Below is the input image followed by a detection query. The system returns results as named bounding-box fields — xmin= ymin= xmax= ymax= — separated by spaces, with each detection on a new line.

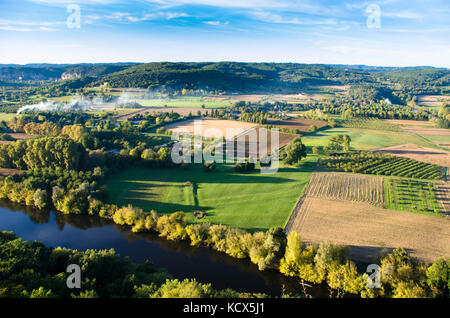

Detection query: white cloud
xmin=0 ymin=26 xmax=34 ymax=32
xmin=28 ymin=0 xmax=118 ymax=4
xmin=383 ymin=11 xmax=422 ymax=19
xmin=105 ymin=11 xmax=189 ymax=22
xmin=0 ymin=19 xmax=62 ymax=31
xmin=250 ymin=11 xmax=338 ymax=25
xmin=204 ymin=21 xmax=228 ymax=26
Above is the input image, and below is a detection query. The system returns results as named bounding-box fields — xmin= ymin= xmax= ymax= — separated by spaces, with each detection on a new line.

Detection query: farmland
xmin=341 ymin=118 xmax=401 ymax=132
xmin=164 ymin=118 xmax=259 ymax=139
xmin=285 ymin=197 xmax=450 ymax=263
xmin=301 ymin=127 xmax=442 ymax=151
xmin=265 ymin=118 xmax=328 ymax=134
xmin=105 ymin=164 xmax=314 ymax=231
xmin=301 ymin=172 xmax=384 ymax=206
xmin=384 ymin=178 xmax=443 ymax=215
xmin=416 ymin=95 xmax=450 ymax=111
xmin=374 ymin=144 xmax=450 ymax=167
xmin=138 ymin=96 xmax=232 ymax=108
xmin=318 ymin=152 xmax=443 ymax=180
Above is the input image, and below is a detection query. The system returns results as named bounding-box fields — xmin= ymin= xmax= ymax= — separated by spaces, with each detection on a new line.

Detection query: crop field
xmin=138 ymin=97 xmax=232 ymax=108
xmin=0 ymin=133 xmax=34 ymax=144
xmin=0 ymin=112 xmax=16 ymax=121
xmin=374 ymin=144 xmax=450 ymax=167
xmin=416 ymin=95 xmax=450 ymax=110
xmin=318 ymin=152 xmax=443 ymax=180
xmin=384 ymin=178 xmax=443 ymax=215
xmin=265 ymin=118 xmax=328 ymax=134
xmin=285 ymin=197 xmax=450 ymax=263
xmin=164 ymin=119 xmax=259 ymax=139
xmin=341 ymin=118 xmax=401 ymax=132
xmin=303 ymin=172 xmax=384 ymax=206
xmin=228 ymin=127 xmax=297 ymax=158
xmin=105 ymin=164 xmax=313 ymax=231
xmin=301 ymin=127 xmax=441 ymax=151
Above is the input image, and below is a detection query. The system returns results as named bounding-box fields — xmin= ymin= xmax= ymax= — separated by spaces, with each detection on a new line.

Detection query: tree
xmin=283 ymin=137 xmax=307 ymax=165
xmin=249 ymin=227 xmax=287 ymax=270
xmin=426 ymin=259 xmax=449 ymax=297
xmin=33 ymin=189 xmax=48 ymax=209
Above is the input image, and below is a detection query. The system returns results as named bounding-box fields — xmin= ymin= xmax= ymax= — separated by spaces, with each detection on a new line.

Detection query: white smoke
xmin=16 ymin=97 xmax=107 ymax=115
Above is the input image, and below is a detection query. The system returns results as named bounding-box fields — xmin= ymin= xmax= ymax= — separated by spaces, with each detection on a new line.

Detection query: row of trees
xmin=0 ymin=137 xmax=86 ymax=170
xmin=110 ymin=206 xmax=450 ymax=298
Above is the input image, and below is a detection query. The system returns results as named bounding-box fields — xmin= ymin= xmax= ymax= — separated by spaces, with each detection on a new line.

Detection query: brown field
xmin=417 ymin=95 xmax=450 ymax=107
xmin=383 ymin=119 xmax=435 ymax=127
xmin=115 ymin=107 xmax=210 ymax=121
xmin=205 ymin=94 xmax=266 ymax=103
xmin=318 ymin=85 xmax=350 ymax=92
xmin=205 ymin=93 xmax=314 ymax=103
xmin=0 ymin=168 xmax=21 ymax=176
xmin=266 ymin=118 xmax=328 ymax=133
xmin=165 ymin=119 xmax=259 ymax=139
xmin=401 ymin=126 xmax=450 ymax=137
xmin=374 ymin=143 xmax=450 ymax=167
xmin=0 ymin=133 xmax=34 ymax=144
xmin=286 ymin=197 xmax=450 ymax=263
xmin=229 ymin=127 xmax=297 ymax=158
xmin=304 ymin=172 xmax=384 ymax=206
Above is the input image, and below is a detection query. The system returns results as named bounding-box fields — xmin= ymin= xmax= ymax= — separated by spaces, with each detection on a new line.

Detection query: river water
xmin=0 ymin=200 xmax=329 ymax=297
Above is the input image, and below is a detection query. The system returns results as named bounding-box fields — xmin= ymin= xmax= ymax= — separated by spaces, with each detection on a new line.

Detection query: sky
xmin=0 ymin=0 xmax=449 ymax=67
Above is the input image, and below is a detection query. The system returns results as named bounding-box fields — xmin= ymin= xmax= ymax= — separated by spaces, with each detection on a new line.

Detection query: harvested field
xmin=165 ymin=119 xmax=258 ymax=139
xmin=286 ymin=197 xmax=450 ymax=263
xmin=436 ymin=182 xmax=450 ymax=215
xmin=0 ymin=168 xmax=21 ymax=176
xmin=0 ymin=133 xmax=34 ymax=144
xmin=229 ymin=127 xmax=297 ymax=158
xmin=374 ymin=143 xmax=450 ymax=167
xmin=417 ymin=95 xmax=450 ymax=108
xmin=401 ymin=126 xmax=450 ymax=137
xmin=115 ymin=107 xmax=210 ymax=121
xmin=304 ymin=172 xmax=384 ymax=206
xmin=383 ymin=119 xmax=435 ymax=127
xmin=205 ymin=94 xmax=266 ymax=103
xmin=266 ymin=118 xmax=328 ymax=133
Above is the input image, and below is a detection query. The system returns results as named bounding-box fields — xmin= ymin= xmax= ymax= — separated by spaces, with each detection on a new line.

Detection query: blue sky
xmin=0 ymin=0 xmax=449 ymax=66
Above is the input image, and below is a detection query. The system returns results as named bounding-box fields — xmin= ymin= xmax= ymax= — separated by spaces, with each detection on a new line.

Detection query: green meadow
xmin=138 ymin=97 xmax=232 ymax=108
xmin=106 ymin=162 xmax=314 ymax=232
xmin=301 ymin=127 xmax=440 ymax=151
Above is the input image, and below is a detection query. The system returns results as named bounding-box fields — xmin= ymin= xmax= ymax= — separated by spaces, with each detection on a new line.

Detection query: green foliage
xmin=283 ymin=137 xmax=307 ymax=165
xmin=0 ymin=136 xmax=86 ymax=170
xmin=323 ymin=134 xmax=351 ymax=154
xmin=341 ymin=118 xmax=401 ymax=132
xmin=384 ymin=178 xmax=442 ymax=215
xmin=319 ymin=152 xmax=443 ymax=180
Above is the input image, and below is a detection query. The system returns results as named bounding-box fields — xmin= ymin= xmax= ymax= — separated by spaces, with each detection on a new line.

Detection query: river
xmin=0 ymin=200 xmax=329 ymax=297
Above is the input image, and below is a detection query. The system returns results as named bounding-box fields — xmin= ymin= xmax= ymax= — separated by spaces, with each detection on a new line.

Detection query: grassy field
xmin=0 ymin=112 xmax=16 ymax=121
xmin=105 ymin=162 xmax=315 ymax=231
xmin=384 ymin=177 xmax=443 ymax=215
xmin=301 ymin=127 xmax=440 ymax=151
xmin=138 ymin=97 xmax=232 ymax=108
